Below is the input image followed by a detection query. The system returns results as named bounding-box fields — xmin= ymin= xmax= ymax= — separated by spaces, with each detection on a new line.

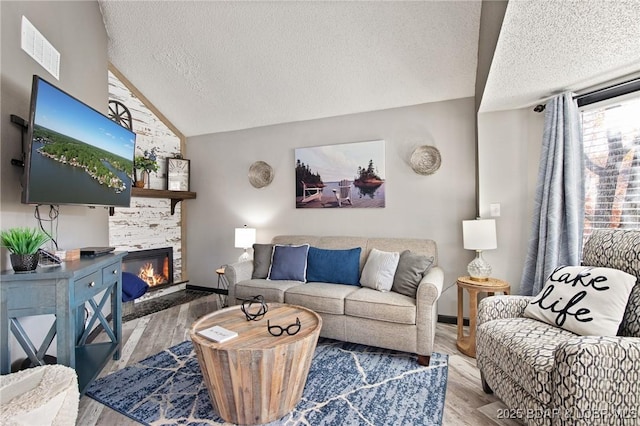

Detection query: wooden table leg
xmin=457 ymin=285 xmax=463 ymax=342
xmin=456 ymin=288 xmax=479 ymax=358
xmin=467 ymin=288 xmax=479 ymax=358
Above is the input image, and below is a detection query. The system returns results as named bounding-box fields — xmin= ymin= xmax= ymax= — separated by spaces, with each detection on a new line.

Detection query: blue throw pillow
xmin=306 ymin=246 xmax=362 ymax=286
xmin=267 ymin=244 xmax=310 ymax=282
xmin=122 ymin=271 xmax=149 ymax=302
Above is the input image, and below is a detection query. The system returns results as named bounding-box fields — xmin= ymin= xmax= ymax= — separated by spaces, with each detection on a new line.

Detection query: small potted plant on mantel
xmin=134 ymin=147 xmax=159 ymax=188
xmin=0 ymin=227 xmax=50 ymax=273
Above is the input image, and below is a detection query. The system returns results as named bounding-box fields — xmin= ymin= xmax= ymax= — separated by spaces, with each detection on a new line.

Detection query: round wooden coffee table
xmin=190 ymin=303 xmax=322 ymax=425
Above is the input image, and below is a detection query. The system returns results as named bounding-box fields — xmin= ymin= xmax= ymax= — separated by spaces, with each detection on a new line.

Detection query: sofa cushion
xmin=306 ymin=246 xmax=361 ymax=285
xmin=267 ymin=244 xmax=310 ymax=282
xmin=523 ymin=265 xmax=637 ymax=336
xmin=366 ymin=238 xmax=438 ymax=266
xmin=476 ymin=317 xmax=578 ymax=405
xmin=251 ymin=243 xmax=273 ymax=279
xmin=272 ymin=235 xmax=320 ymax=247
xmin=391 ymin=251 xmax=434 ymax=298
xmin=345 ymin=288 xmax=416 ymax=324
xmin=234 ymin=279 xmax=302 ymax=303
xmin=285 ymin=283 xmax=358 ymax=315
xmin=360 ymin=248 xmax=400 ymax=292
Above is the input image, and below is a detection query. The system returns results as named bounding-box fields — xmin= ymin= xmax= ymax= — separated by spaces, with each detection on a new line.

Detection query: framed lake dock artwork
xmin=295 ymin=140 xmax=385 ymax=209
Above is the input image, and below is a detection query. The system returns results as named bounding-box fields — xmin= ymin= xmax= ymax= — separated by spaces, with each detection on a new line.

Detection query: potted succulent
xmin=134 ymin=147 xmax=159 ymax=188
xmin=1 ymin=227 xmax=50 ymax=272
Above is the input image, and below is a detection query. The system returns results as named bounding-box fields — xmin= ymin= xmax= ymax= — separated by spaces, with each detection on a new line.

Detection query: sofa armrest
xmin=415 ymin=266 xmax=444 ymax=355
xmin=552 ymin=336 xmax=640 ymax=425
xmin=224 ymin=260 xmax=253 ymax=304
xmin=477 ymin=295 xmax=532 ymax=326
xmin=416 ymin=266 xmax=444 ymax=303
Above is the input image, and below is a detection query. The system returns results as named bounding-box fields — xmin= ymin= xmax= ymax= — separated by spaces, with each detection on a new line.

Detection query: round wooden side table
xmin=215 ymin=267 xmax=229 ymax=307
xmin=456 ymin=276 xmax=510 ymax=358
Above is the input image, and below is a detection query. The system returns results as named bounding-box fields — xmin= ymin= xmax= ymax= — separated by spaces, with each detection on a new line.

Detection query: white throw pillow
xmin=524 ymin=265 xmax=637 ymax=336
xmin=360 ymin=248 xmax=400 ymax=292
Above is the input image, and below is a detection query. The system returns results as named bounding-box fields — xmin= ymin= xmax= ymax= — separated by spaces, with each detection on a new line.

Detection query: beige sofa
xmin=224 ymin=235 xmax=443 ymax=364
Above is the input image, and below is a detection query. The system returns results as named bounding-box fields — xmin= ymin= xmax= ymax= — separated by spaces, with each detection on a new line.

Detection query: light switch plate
xmin=490 ymin=203 xmax=501 ymax=217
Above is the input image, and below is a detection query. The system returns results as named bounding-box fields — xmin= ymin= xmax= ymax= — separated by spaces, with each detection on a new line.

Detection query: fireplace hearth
xmin=122 ymin=247 xmax=175 ymax=291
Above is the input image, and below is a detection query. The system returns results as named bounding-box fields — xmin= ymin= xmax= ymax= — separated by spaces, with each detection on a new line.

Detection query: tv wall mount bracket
xmin=10 ymin=114 xmax=28 ymax=168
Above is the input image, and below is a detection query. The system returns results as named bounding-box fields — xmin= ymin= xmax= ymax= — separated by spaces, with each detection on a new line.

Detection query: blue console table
xmin=0 ymin=252 xmax=126 ymax=394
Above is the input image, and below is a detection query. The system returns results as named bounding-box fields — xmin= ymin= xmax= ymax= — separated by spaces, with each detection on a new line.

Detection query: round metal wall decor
xmin=108 ymin=100 xmax=133 ymax=130
xmin=410 ymin=145 xmax=441 ymax=175
xmin=248 ymin=161 xmax=274 ymax=188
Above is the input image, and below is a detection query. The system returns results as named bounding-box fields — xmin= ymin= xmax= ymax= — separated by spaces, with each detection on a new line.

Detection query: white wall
xmin=186 ymin=98 xmax=477 ymax=316
xmin=477 ymin=108 xmax=544 ymax=294
xmin=0 ymin=0 xmax=109 ymax=366
xmin=0 ymin=1 xmax=110 ymax=272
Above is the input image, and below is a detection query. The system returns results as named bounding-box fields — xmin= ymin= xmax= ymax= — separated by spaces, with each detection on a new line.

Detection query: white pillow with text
xmin=524 ymin=265 xmax=636 ymax=336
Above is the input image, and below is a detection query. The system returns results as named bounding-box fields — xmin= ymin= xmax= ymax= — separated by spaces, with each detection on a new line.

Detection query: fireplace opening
xmin=122 ymin=247 xmax=174 ymax=290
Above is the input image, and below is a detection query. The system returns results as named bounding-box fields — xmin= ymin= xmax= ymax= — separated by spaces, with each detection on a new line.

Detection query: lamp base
xmin=467 ymin=250 xmax=491 ymax=281
xmin=469 ymin=276 xmax=489 ymax=282
xmin=238 ymin=250 xmax=251 ymax=263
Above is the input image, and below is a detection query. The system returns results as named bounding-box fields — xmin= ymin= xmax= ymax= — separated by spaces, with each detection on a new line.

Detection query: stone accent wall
xmin=107 ymin=70 xmax=183 ymax=282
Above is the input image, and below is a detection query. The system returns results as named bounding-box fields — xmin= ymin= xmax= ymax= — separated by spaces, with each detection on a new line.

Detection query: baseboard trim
xmin=438 ymin=314 xmax=469 ymax=326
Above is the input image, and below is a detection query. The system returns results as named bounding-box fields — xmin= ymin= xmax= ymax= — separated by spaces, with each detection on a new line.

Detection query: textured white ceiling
xmin=480 ymin=0 xmax=640 ymax=112
xmin=99 ymin=1 xmax=640 ymax=137
xmin=99 ymin=1 xmax=481 ymax=137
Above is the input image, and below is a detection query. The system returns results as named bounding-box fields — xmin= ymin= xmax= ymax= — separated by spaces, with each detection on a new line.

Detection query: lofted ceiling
xmin=481 ymin=0 xmax=640 ymax=112
xmin=98 ymin=1 xmax=640 ymax=138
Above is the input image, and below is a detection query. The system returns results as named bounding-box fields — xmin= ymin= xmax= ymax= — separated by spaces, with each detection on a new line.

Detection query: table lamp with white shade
xmin=235 ymin=225 xmax=256 ymax=262
xmin=462 ymin=219 xmax=497 ymax=281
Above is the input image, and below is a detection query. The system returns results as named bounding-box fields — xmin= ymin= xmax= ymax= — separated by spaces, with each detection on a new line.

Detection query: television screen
xmin=22 ymin=75 xmax=136 ymax=207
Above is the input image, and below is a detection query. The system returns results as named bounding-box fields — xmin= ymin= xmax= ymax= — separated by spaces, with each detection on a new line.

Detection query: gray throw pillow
xmin=251 ymin=244 xmax=274 ymax=279
xmin=391 ymin=250 xmax=434 ymax=298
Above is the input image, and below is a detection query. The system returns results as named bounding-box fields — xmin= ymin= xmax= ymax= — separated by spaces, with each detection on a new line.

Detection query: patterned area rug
xmin=86 ymin=338 xmax=448 ymax=425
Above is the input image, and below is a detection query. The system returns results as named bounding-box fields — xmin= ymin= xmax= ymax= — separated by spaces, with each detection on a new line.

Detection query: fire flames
xmin=138 ymin=262 xmax=168 ymax=287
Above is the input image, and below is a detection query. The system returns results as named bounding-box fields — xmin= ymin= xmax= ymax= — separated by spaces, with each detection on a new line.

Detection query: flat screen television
xmin=22 ymin=75 xmax=136 ymax=207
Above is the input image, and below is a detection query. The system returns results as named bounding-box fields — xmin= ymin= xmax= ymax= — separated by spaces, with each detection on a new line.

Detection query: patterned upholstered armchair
xmin=476 ymin=229 xmax=640 ymax=426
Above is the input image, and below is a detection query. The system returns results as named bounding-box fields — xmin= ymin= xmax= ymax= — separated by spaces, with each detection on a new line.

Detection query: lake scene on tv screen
xmin=27 ymin=79 xmax=136 ymax=206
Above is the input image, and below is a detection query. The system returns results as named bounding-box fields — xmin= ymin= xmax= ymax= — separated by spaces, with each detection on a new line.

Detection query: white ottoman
xmin=0 ymin=365 xmax=79 ymax=426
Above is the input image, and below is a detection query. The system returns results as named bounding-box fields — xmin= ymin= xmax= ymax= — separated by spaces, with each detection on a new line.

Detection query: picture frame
xmin=295 ymin=140 xmax=385 ymax=209
xmin=166 ymin=158 xmax=190 ymax=191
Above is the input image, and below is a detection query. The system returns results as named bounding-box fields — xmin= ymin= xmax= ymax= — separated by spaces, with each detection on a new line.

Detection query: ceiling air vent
xmin=21 ymin=16 xmax=60 ymax=80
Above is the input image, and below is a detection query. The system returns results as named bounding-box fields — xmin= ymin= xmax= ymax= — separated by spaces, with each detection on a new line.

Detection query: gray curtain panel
xmin=520 ymin=93 xmax=585 ymax=296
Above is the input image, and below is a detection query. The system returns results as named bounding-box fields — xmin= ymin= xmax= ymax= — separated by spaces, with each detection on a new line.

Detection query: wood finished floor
xmin=77 ymin=294 xmax=508 ymax=425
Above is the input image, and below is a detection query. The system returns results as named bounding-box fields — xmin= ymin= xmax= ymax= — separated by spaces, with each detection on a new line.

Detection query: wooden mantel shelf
xmin=131 ymin=187 xmax=197 ymax=214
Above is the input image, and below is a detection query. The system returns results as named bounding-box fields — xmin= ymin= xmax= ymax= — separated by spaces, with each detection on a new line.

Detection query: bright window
xmin=581 ymin=94 xmax=640 ymax=239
